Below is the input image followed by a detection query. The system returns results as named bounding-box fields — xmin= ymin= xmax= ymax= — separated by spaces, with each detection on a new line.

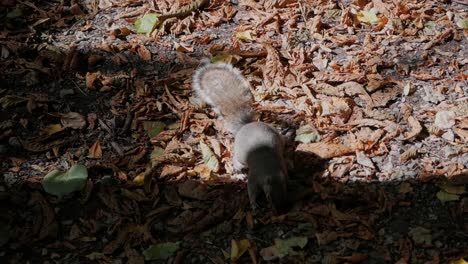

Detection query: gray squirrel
xmin=192 ymin=60 xmax=288 ymax=213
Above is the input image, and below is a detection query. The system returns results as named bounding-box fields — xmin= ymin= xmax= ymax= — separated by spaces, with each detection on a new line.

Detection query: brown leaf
xmin=121 ymin=189 xmax=149 ymax=202
xmin=178 ymin=180 xmax=211 ymax=200
xmin=400 ymin=147 xmax=417 ymax=163
xmin=174 ymin=41 xmax=194 ymax=53
xmin=404 ymin=116 xmax=422 ymax=140
xmin=124 ymin=245 xmax=145 ymax=264
xmin=313 ymin=72 xmax=365 ymax=83
xmin=86 ymin=72 xmax=101 ymax=90
xmin=410 ymin=71 xmax=440 ymax=81
xmin=55 ymin=112 xmax=86 ymax=129
xmin=296 ymin=142 xmax=354 ymax=159
xmin=356 ymin=151 xmax=375 ymax=169
xmin=314 ymin=82 xmax=372 ymax=105
xmin=370 ymin=88 xmax=397 ymax=107
xmin=137 ymin=45 xmax=152 ymax=61
xmin=20 ymin=137 xmax=65 ymax=152
xmin=336 ymin=253 xmax=368 ymax=264
xmin=30 ymin=191 xmax=57 ymax=240
xmin=88 ymin=54 xmax=104 ymax=66
xmin=453 ymin=127 xmax=468 ymax=141
xmin=193 ymin=164 xmax=212 ymax=180
xmin=320 ymin=97 xmax=354 ymax=123
xmin=160 ymin=165 xmax=184 ymax=178
xmin=316 ymin=231 xmax=338 ymax=246
xmin=164 ymin=186 xmax=183 ymax=206
xmin=88 ymin=140 xmax=102 ymax=158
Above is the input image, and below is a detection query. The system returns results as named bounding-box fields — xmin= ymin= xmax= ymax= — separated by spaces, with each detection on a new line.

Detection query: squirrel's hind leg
xmin=247 ymin=181 xmax=261 ymax=213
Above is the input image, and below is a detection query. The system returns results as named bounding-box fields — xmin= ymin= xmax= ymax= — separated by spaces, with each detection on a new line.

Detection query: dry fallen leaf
xmin=88 ymin=140 xmax=103 ymax=158
xmin=356 ymin=151 xmax=375 ymax=169
xmin=230 ymin=239 xmax=251 ymax=262
xmin=50 ymin=112 xmax=86 ymax=129
xmin=435 ymin=111 xmax=456 ymax=129
xmin=41 ymin=124 xmax=64 ymax=136
xmin=404 ymin=116 xmax=422 ymax=140
xmin=400 ymin=147 xmax=417 ymax=162
xmin=296 ymin=142 xmax=354 ymax=159
xmin=137 ymin=45 xmax=152 ymax=61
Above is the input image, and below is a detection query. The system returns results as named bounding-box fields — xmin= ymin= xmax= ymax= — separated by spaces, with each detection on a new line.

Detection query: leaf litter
xmin=0 ymin=0 xmax=467 ymax=263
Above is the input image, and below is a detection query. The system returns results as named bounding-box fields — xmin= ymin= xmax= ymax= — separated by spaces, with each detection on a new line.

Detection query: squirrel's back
xmin=192 ymin=62 xmax=254 ymax=133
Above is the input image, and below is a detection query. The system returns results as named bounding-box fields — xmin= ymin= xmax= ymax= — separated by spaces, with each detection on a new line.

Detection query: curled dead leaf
xmin=137 ymin=45 xmax=152 ymax=61
xmin=160 ymin=165 xmax=184 ymax=178
xmin=404 ymin=116 xmax=422 ymax=140
xmin=86 ymin=72 xmax=101 ymax=89
xmin=356 ymin=151 xmax=375 ymax=169
xmin=400 ymin=147 xmax=417 ymax=163
xmin=177 ymin=180 xmax=210 ymax=200
xmin=53 ymin=112 xmax=86 ymax=129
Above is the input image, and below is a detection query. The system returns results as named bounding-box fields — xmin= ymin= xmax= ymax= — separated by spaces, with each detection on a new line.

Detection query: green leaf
xmin=143 ymin=121 xmax=165 ymax=138
xmin=436 ymin=190 xmax=459 ymax=203
xmin=260 ymin=237 xmax=308 ymax=260
xmin=7 ymin=8 xmax=22 ymax=19
xmin=438 ymin=181 xmax=465 ymax=195
xmin=135 ymin=13 xmax=160 ymax=35
xmin=296 ymin=223 xmax=317 ymax=236
xmin=275 ymin=236 xmax=308 ymax=257
xmin=85 ymin=252 xmax=106 ymax=261
xmin=408 ymin=227 xmax=432 ymax=246
xmin=150 ymin=146 xmax=165 ymax=167
xmin=424 ymin=21 xmax=436 ymax=30
xmin=200 ymin=139 xmax=219 ymax=172
xmin=357 ymin=9 xmax=379 ymax=25
xmin=143 ymin=242 xmax=181 ymax=260
xmin=456 ymin=18 xmax=468 ymax=29
xmin=41 ymin=164 xmax=88 ymax=198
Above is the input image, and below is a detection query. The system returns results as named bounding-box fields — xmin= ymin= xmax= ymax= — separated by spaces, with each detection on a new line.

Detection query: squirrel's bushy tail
xmin=192 ymin=62 xmax=254 ymax=134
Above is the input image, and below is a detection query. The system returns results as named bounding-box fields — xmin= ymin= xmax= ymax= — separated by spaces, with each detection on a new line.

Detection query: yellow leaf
xmin=199 ymin=139 xmax=219 ymax=172
xmin=230 ymin=239 xmax=251 ymax=261
xmin=357 ymin=9 xmax=379 ymax=25
xmin=41 ymin=124 xmax=64 ymax=136
xmin=132 ymin=172 xmax=146 ymax=186
xmin=235 ymin=30 xmax=255 ymax=41
xmin=452 ymin=258 xmax=468 ymax=264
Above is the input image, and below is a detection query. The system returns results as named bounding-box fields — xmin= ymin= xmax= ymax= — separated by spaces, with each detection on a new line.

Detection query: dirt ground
xmin=0 ymin=0 xmax=467 ymax=263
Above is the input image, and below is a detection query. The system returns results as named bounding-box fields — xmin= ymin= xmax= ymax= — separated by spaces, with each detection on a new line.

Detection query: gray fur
xmin=192 ymin=61 xmax=288 ymax=213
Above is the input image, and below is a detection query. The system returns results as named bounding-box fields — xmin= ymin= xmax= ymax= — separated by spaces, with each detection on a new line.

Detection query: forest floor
xmin=0 ymin=0 xmax=467 ymax=263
